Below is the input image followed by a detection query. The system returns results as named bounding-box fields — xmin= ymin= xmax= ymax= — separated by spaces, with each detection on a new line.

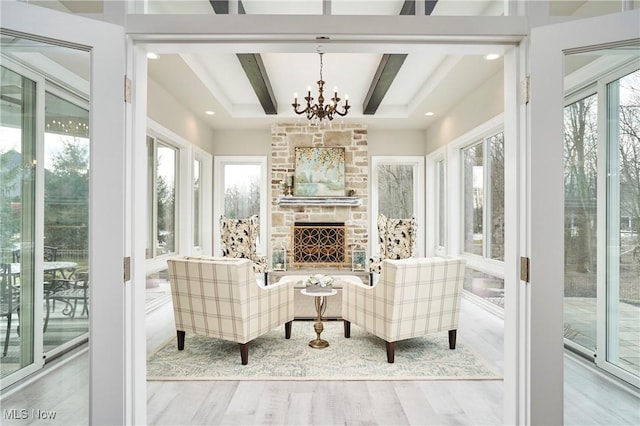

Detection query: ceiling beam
xmin=362 ymin=54 xmax=407 ymax=115
xmin=209 ymin=1 xmax=276 ymax=115
xmin=425 ymin=1 xmax=438 ymax=15
xmin=362 ymin=0 xmax=438 ymax=115
xmin=236 ymin=53 xmax=278 ymax=115
xmin=208 ymin=1 xmax=227 ymax=14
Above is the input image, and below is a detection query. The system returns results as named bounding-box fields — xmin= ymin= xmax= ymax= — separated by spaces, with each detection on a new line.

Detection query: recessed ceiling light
xmin=205 ymin=110 xmax=215 ymax=116
xmin=484 ymin=53 xmax=500 ymax=61
xmin=424 ymin=112 xmax=435 ymax=116
xmin=147 ymin=52 xmax=159 ymax=60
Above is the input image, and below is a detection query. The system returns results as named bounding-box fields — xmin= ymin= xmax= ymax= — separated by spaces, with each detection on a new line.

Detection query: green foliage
xmin=0 ymin=149 xmax=22 ymax=249
xmin=44 ymin=138 xmax=89 ymax=250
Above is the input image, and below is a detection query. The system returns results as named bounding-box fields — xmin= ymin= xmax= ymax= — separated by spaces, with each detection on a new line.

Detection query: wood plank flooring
xmin=1 ymin=296 xmax=638 ymax=425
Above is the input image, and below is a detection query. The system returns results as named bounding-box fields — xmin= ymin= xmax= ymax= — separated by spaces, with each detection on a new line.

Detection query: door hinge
xmin=124 ymin=256 xmax=131 ymax=281
xmin=520 ymin=256 xmax=530 ymax=283
xmin=124 ymin=76 xmax=132 ymax=103
xmin=521 ymin=76 xmax=530 ymax=104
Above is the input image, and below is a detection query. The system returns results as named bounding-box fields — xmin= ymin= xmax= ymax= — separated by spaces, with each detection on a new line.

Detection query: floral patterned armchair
xmin=220 ymin=215 xmax=269 ymax=277
xmin=369 ymin=214 xmax=417 ymax=277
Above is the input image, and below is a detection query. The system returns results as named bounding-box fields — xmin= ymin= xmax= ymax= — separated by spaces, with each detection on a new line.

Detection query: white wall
xmin=425 ymin=68 xmax=504 ymax=154
xmin=211 ymin=129 xmax=271 ymax=155
xmin=368 ymin=129 xmax=427 ymax=155
xmin=147 ymin=78 xmax=214 ymax=152
xmin=211 ymin=127 xmax=426 ymax=156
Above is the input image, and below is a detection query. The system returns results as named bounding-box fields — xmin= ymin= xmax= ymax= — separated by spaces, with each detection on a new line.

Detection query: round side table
xmin=300 ymin=288 xmax=338 ymax=349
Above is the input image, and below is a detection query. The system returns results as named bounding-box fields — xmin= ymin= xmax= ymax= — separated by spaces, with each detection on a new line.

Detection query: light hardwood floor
xmin=1 ymin=296 xmax=638 ymax=425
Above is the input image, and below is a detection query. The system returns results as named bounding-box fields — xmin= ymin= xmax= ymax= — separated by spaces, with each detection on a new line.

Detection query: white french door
xmin=528 ymin=9 xmax=639 ymax=425
xmin=1 ymin=2 xmax=128 ymax=425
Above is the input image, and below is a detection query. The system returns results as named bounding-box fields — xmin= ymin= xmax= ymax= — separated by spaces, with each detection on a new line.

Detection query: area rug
xmin=147 ymin=321 xmax=501 ymax=381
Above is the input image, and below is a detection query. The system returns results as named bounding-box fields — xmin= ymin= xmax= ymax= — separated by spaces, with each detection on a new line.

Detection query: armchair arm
xmin=244 ymin=273 xmax=294 ymax=342
xmin=341 ymin=279 xmax=389 ymax=336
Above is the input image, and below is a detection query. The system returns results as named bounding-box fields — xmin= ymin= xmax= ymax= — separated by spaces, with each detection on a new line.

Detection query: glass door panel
xmin=2 ymin=2 xmax=128 ymax=421
xmin=0 ymin=63 xmax=37 ymax=380
xmin=563 ymin=92 xmax=598 ymax=355
xmin=1 ymin=30 xmax=91 ymax=389
xmin=43 ymin=90 xmax=90 ymax=355
xmin=562 ymin=44 xmax=639 ymax=386
xmin=606 ymin=68 xmax=640 ymax=379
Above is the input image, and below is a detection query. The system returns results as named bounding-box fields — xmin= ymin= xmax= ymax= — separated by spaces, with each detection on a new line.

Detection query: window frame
xmin=146 ymin=119 xmax=211 ymax=272
xmin=192 ymin=145 xmax=213 ymax=256
xmin=597 ymin=62 xmax=640 ymax=388
xmin=146 ymin=136 xmax=179 ymax=260
xmin=449 ymin=114 xmax=504 ymax=277
xmin=426 ymin=147 xmax=447 ymax=258
xmin=213 ymin=156 xmax=268 ymax=257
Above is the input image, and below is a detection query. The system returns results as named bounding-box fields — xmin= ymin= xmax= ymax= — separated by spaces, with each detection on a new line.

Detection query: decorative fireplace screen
xmin=292 ymin=222 xmax=346 ymax=267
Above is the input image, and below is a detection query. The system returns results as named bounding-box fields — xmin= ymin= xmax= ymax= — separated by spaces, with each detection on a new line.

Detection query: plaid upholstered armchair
xmin=342 ymin=257 xmax=466 ymax=363
xmin=369 ymin=214 xmax=417 ymax=278
xmin=167 ymin=257 xmax=294 ymax=365
xmin=220 ymin=215 xmax=269 ymax=278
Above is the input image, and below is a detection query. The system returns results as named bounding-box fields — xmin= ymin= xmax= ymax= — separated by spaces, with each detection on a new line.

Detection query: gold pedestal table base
xmin=300 ymin=288 xmax=338 ymax=349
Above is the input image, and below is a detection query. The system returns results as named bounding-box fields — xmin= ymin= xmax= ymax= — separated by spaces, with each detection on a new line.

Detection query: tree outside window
xmin=377 ymin=164 xmax=414 ymax=219
xmin=462 ymin=132 xmax=505 ymax=261
xmin=223 ymin=164 xmax=260 ymax=219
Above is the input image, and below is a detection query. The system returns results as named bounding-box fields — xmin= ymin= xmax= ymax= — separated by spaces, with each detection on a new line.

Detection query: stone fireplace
xmin=271 ymin=123 xmax=369 ymax=269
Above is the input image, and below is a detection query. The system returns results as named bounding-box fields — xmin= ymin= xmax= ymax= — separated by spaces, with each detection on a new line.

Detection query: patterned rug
xmin=147 ymin=321 xmax=502 ymax=381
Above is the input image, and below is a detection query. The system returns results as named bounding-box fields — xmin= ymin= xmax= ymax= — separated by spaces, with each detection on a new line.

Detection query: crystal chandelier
xmin=292 ymin=53 xmax=350 ymax=121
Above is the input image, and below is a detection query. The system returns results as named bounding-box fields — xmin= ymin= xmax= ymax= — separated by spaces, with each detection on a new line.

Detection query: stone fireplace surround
xmin=271 ymin=123 xmax=369 ymax=269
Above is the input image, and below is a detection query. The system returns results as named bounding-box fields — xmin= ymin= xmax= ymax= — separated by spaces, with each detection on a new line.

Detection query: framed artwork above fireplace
xmin=294 ymin=147 xmax=345 ymax=197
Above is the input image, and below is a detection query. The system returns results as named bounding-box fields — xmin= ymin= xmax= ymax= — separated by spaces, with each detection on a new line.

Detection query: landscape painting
xmin=294 ymin=147 xmax=345 ymax=197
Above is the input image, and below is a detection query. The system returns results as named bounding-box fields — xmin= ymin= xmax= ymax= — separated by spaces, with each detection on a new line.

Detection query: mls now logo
xmin=4 ymin=409 xmax=57 ymax=420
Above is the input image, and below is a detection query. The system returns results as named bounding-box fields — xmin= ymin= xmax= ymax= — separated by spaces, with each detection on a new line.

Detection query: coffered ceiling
xmin=144 ymin=0 xmax=508 ymax=130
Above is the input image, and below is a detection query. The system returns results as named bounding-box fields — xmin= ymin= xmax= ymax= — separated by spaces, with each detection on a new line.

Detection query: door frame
xmin=528 ymin=9 xmax=640 ymax=425
xmin=1 ymin=2 xmax=128 ymax=424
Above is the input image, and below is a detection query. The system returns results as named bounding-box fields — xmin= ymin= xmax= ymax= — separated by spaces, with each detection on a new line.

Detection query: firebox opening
xmin=292 ymin=222 xmax=346 ymax=266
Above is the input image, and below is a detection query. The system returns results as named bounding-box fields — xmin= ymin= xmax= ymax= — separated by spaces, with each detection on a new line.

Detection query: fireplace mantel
xmin=276 ymin=195 xmax=362 ymax=207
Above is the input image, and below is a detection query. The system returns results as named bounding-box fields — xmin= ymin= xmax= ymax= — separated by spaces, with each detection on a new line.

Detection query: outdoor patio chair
xmin=45 ymin=269 xmax=89 ymax=330
xmin=167 ymin=257 xmax=294 ymax=365
xmin=342 ymin=257 xmax=466 ymax=363
xmin=1 ymin=263 xmax=19 ymax=357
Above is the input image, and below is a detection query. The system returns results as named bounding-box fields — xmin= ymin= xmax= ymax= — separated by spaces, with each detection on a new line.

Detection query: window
xmin=371 ymin=156 xmax=425 ymax=256
xmin=44 ymin=89 xmax=90 ymax=353
xmin=223 ymin=164 xmax=261 ymax=218
xmin=436 ymin=159 xmax=446 ymax=251
xmin=563 ymin=63 xmax=640 ymax=386
xmin=462 ymin=142 xmax=484 ymax=256
xmin=146 ymin=136 xmax=178 ymax=258
xmin=604 ymin=68 xmax=639 ymax=380
xmin=193 ymin=158 xmax=201 ymax=249
xmin=564 ymin=92 xmax=598 ymax=354
xmin=461 ymin=131 xmax=505 ymax=261
xmin=214 ymin=156 xmax=268 ymax=256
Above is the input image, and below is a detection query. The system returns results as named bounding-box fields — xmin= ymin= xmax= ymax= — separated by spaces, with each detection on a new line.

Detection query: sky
xmin=0 ymin=126 xmax=89 ymax=170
